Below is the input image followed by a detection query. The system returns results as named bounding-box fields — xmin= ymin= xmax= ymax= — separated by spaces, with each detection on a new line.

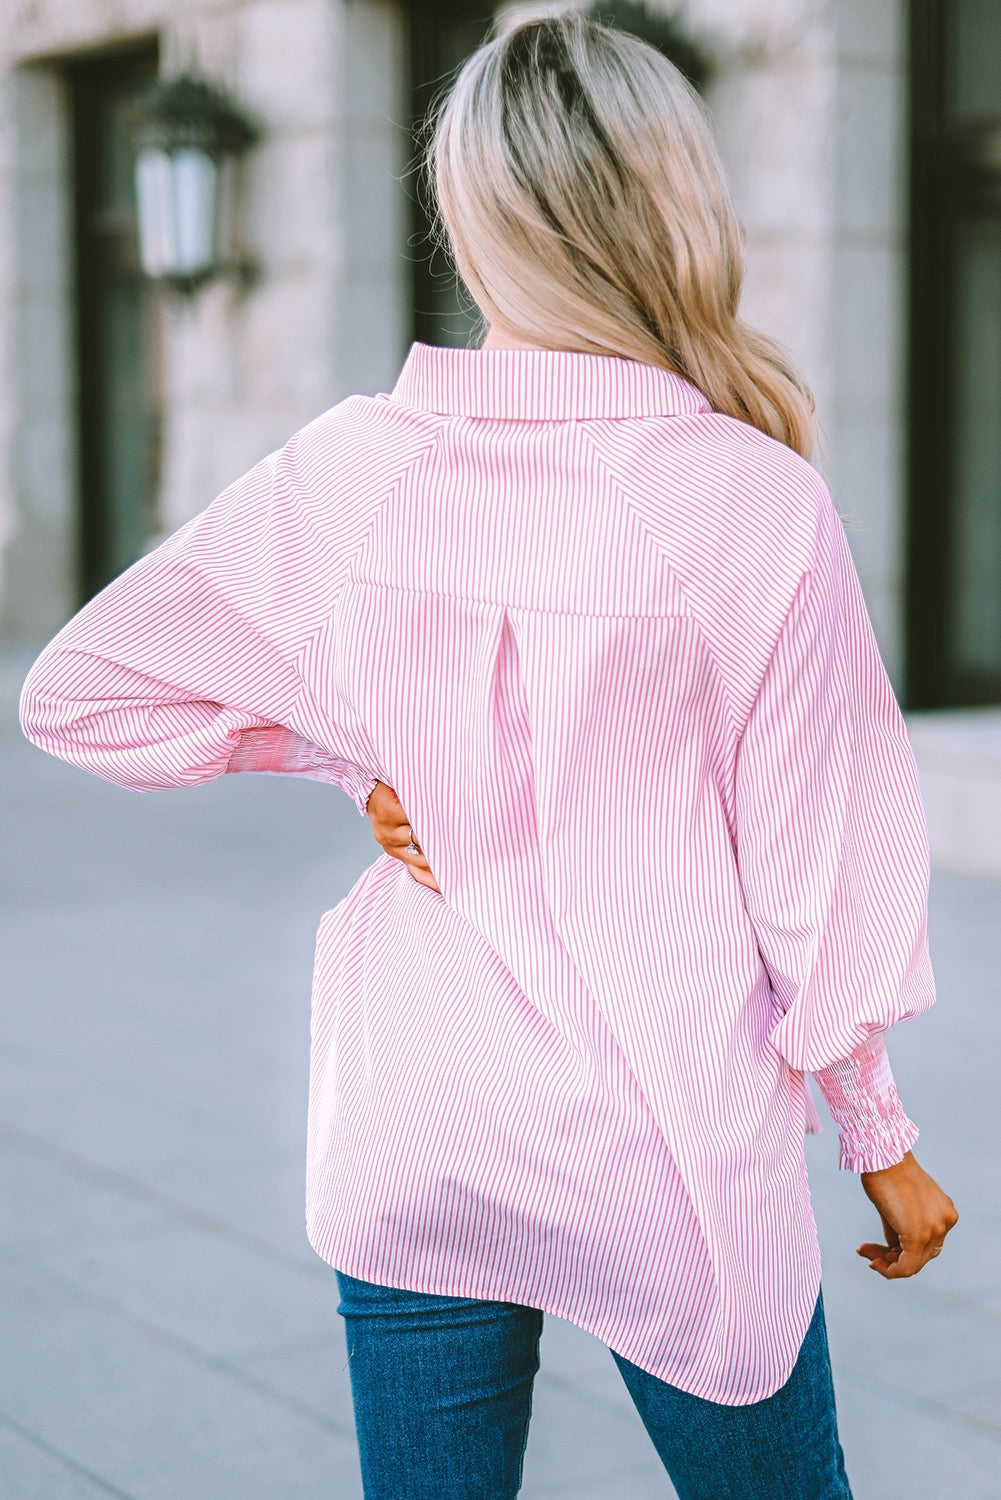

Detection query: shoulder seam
xmin=289 ymin=409 xmax=447 ymax=681
xmin=578 ymin=425 xmax=741 ymax=737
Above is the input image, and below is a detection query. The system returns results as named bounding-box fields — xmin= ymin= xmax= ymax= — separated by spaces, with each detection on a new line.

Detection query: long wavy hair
xmin=429 ymin=13 xmax=816 ymax=459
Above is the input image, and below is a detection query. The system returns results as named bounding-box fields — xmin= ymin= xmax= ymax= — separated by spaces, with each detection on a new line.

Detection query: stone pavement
xmin=2 ymin=646 xmax=999 ymax=1499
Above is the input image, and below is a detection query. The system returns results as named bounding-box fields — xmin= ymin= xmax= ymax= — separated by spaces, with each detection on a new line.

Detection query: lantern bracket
xmin=133 ymin=74 xmax=257 ymax=160
xmin=131 ymin=74 xmax=258 ymax=293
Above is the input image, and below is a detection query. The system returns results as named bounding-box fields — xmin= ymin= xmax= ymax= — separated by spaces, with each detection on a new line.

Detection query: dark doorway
xmin=408 ymin=3 xmax=494 ymax=348
xmin=907 ymin=1 xmax=1001 ymax=707
xmin=69 ymin=41 xmax=163 ymax=604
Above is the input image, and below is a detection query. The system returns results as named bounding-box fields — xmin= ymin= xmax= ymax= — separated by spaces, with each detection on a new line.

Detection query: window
xmin=908 ymin=0 xmax=1001 ymax=706
xmin=408 ymin=3 xmax=494 ymax=348
xmin=69 ymin=42 xmax=163 ymax=603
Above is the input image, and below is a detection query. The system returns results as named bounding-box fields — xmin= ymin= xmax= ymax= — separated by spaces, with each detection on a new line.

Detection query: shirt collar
xmin=389 ymin=341 xmax=713 ymax=421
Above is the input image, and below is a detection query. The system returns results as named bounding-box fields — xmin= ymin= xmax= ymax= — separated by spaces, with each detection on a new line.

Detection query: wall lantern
xmin=133 ymin=75 xmax=257 ymax=293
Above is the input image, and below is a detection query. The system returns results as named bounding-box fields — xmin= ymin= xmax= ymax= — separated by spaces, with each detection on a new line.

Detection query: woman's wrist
xmin=859 ymin=1148 xmax=915 ymax=1181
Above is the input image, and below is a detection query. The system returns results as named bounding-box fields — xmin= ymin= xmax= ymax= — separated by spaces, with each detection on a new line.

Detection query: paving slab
xmin=0 ymin=1419 xmax=130 ymax=1500
xmin=3 ymin=645 xmax=1000 ymax=1498
xmin=31 ymin=1218 xmax=343 ymax=1365
xmin=234 ymin=1326 xmax=358 ymax=1433
xmin=831 ymin=1375 xmax=1001 ymax=1500
xmin=520 ymin=1370 xmax=670 ymax=1498
xmin=0 ymin=1261 xmax=363 ymax=1499
xmin=532 ymin=1313 xmax=637 ymax=1417
xmin=0 ymin=1131 xmax=167 ymax=1263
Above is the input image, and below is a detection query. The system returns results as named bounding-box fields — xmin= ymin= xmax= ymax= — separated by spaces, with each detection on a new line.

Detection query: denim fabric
xmin=335 ymin=1272 xmax=853 ymax=1500
xmin=335 ymin=1274 xmax=541 ymax=1499
xmin=610 ymin=1290 xmax=853 ymax=1500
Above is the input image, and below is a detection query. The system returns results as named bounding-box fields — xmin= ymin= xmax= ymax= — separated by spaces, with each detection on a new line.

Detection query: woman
xmin=20 ymin=15 xmax=957 ymax=1499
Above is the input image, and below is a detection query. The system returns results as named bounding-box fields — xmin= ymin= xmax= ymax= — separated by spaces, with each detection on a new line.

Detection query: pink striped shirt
xmin=20 ymin=343 xmax=934 ymax=1403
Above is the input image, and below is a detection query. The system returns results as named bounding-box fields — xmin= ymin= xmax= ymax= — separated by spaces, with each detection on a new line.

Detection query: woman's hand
xmin=365 ymin=781 xmax=441 ymax=893
xmin=857 ymin=1151 xmax=958 ymax=1279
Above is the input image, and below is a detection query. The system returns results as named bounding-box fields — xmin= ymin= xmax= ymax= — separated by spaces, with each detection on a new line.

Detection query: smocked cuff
xmin=350 ymin=772 xmax=380 ymax=817
xmin=225 ymin=727 xmax=379 ymax=815
xmin=811 ymin=1033 xmax=920 ymax=1173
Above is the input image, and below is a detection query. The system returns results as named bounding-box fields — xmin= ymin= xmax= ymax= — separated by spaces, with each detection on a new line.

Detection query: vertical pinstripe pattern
xmin=19 ymin=343 xmax=935 ymax=1404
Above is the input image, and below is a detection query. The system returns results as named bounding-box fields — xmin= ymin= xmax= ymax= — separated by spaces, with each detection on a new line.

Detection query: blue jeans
xmin=335 ymin=1272 xmax=853 ymax=1499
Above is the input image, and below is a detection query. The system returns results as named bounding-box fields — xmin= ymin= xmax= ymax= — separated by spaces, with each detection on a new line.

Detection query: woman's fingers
xmin=364 ymin=780 xmax=442 ymax=893
xmin=394 ymin=833 xmax=442 ymax=891
xmin=872 ymin=1238 xmax=946 ymax=1279
xmin=857 ymin=1244 xmax=900 ymax=1275
xmin=856 ymin=1216 xmax=901 ymax=1274
xmin=403 ymin=854 xmax=442 ymax=894
xmin=855 ymin=1153 xmax=958 ymax=1279
xmin=856 ymin=1242 xmax=899 ymax=1265
xmin=365 ymin=780 xmax=409 ymax=844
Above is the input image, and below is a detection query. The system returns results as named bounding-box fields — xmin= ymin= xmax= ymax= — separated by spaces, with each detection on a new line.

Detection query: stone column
xmin=0 ymin=63 xmax=77 ymax=639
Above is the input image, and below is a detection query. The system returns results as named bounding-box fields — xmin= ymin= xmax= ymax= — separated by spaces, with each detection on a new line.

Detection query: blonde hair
xmin=429 ymin=13 xmax=816 ymax=459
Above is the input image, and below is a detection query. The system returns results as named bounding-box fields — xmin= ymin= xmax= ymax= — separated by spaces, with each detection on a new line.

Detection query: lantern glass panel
xmin=135 ymin=147 xmax=175 ymax=277
xmin=134 ymin=145 xmax=219 ymax=281
xmin=173 ymin=148 xmax=218 ymax=276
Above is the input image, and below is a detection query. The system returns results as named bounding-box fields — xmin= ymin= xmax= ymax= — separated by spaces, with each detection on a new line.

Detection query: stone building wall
xmin=0 ymin=61 xmax=78 ymax=638
xmin=0 ymin=0 xmax=908 ymax=691
xmin=830 ymin=0 xmax=909 ymax=678
xmin=153 ymin=0 xmax=407 ymax=536
xmin=0 ymin=0 xmax=409 ymax=639
xmin=681 ymin=0 xmax=908 ymax=676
